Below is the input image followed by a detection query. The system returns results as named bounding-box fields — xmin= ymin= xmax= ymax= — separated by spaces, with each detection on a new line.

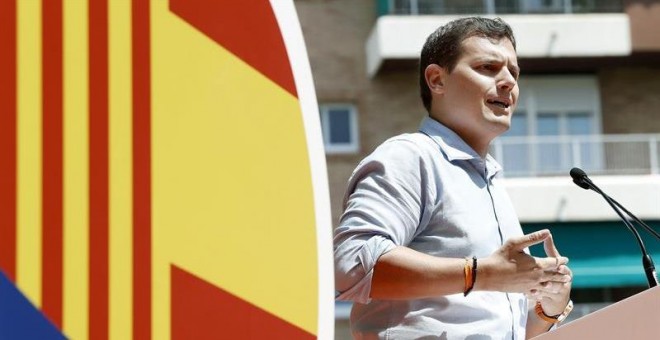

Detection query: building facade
xmin=295 ymin=0 xmax=660 ymax=338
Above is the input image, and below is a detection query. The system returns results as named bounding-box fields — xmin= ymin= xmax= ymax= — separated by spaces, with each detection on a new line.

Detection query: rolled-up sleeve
xmin=334 ymin=139 xmax=430 ymax=303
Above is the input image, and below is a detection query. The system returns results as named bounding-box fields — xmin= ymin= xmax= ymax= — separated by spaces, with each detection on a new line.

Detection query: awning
xmin=523 ymin=221 xmax=660 ymax=288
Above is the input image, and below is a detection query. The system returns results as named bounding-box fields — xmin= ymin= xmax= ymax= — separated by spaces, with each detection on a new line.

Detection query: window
xmin=319 ymin=104 xmax=359 ymax=154
xmin=493 ymin=76 xmax=603 ymax=177
xmin=523 ymin=0 xmax=565 ymax=14
xmin=500 ymin=112 xmax=530 ymax=176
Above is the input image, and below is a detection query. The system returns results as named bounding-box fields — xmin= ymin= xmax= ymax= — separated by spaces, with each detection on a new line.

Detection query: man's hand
xmin=534 ymin=232 xmax=573 ymax=316
xmin=476 ymin=230 xmax=572 ymax=298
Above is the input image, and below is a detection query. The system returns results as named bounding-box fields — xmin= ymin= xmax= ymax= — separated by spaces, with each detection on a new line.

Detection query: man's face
xmin=434 ymin=36 xmax=519 ymax=147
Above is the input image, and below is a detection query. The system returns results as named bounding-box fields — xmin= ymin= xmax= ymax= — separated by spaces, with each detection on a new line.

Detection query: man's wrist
xmin=472 ymin=257 xmax=492 ymax=291
xmin=535 ymin=300 xmax=573 ymax=324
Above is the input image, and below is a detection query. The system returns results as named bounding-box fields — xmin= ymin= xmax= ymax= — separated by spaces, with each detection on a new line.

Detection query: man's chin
xmin=486 ymin=119 xmax=511 ymax=136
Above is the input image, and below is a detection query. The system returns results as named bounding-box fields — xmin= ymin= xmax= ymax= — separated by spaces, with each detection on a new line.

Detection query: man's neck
xmin=427 ymin=115 xmax=492 ymax=159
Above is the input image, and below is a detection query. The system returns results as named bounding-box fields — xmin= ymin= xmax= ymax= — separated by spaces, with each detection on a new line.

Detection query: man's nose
xmin=497 ymin=70 xmax=516 ymax=90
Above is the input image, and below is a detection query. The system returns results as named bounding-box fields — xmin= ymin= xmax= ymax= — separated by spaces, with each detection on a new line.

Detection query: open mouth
xmin=486 ymin=99 xmax=510 ymax=109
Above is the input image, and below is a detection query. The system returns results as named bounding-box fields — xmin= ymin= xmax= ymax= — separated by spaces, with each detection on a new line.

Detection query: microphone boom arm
xmin=570 ymin=168 xmax=658 ymax=288
xmin=608 ymin=196 xmax=660 ymax=240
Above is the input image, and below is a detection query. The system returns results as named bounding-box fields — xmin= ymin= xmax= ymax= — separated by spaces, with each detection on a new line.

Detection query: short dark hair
xmin=419 ymin=17 xmax=516 ymax=113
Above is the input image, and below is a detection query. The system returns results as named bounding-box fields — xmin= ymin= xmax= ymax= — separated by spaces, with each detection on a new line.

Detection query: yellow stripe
xmin=152 ymin=0 xmax=317 ymax=336
xmin=16 ymin=0 xmax=42 ymax=308
xmin=109 ymin=1 xmax=133 ymax=339
xmin=63 ymin=0 xmax=89 ymax=338
xmin=151 ymin=2 xmax=168 ymax=338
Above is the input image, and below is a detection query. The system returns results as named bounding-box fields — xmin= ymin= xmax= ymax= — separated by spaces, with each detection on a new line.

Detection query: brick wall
xmin=600 ymin=68 xmax=660 ymax=134
xmin=296 ymin=1 xmax=425 ymax=227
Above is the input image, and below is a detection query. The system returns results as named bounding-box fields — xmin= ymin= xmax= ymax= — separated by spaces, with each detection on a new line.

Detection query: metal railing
xmin=490 ymin=134 xmax=660 ymax=178
xmin=384 ymin=0 xmax=623 ymax=16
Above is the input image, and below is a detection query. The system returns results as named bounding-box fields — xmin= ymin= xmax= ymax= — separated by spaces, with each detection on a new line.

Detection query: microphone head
xmin=570 ymin=167 xmax=591 ymax=190
xmin=572 ymin=177 xmax=591 ymax=190
xmin=570 ymin=167 xmax=587 ymax=180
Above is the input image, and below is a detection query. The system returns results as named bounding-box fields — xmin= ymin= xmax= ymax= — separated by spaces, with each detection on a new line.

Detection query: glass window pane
xmin=537 ymin=113 xmax=560 ymax=135
xmin=505 ymin=112 xmax=528 ymax=136
xmin=328 ymin=108 xmax=351 ymax=144
xmin=523 ymin=0 xmax=563 ymax=13
xmin=502 ymin=143 xmax=530 ymax=176
xmin=422 ymin=0 xmax=484 ymax=14
xmin=417 ymin=0 xmax=444 ymax=14
xmin=537 ymin=113 xmax=561 ymax=173
xmin=567 ymin=113 xmax=592 ymax=135
xmin=392 ymin=0 xmax=412 ymax=14
xmin=538 ymin=141 xmax=564 ymax=174
xmin=500 ymin=112 xmax=529 ymax=176
xmin=494 ymin=0 xmax=520 ymax=14
xmin=319 ymin=104 xmax=359 ymax=154
xmin=572 ymin=0 xmax=623 ymax=13
xmin=567 ymin=113 xmax=597 ymax=171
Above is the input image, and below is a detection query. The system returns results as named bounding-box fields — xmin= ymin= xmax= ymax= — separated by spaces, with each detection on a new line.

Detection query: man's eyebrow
xmin=473 ymin=55 xmax=509 ymax=64
xmin=473 ymin=57 xmax=520 ymax=73
xmin=473 ymin=56 xmax=500 ymax=63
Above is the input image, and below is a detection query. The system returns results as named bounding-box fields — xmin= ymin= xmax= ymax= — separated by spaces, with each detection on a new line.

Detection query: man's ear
xmin=424 ymin=64 xmax=447 ymax=95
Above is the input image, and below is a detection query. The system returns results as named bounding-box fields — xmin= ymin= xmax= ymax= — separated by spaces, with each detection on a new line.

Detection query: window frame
xmin=319 ymin=103 xmax=360 ymax=154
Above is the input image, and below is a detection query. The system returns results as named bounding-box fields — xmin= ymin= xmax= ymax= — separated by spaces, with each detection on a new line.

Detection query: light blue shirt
xmin=334 ymin=117 xmax=527 ymax=339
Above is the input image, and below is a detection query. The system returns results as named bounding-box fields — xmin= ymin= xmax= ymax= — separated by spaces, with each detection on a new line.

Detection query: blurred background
xmin=294 ymin=0 xmax=660 ymax=338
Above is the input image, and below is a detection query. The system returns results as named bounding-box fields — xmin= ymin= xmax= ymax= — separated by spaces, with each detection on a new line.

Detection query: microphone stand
xmin=579 ymin=177 xmax=658 ymax=288
xmin=608 ymin=196 xmax=660 ymax=240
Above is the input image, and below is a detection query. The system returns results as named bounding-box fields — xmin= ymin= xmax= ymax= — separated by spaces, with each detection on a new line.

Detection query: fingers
xmin=557 ymin=264 xmax=572 ymax=276
xmin=537 ymin=255 xmax=569 ymax=270
xmin=535 ymin=280 xmax=572 ymax=304
xmin=543 ymin=270 xmax=572 ymax=284
xmin=540 ymin=281 xmax=558 ymax=294
xmin=527 ymin=289 xmax=540 ymax=299
xmin=536 ymin=229 xmax=568 ymax=266
xmin=543 ymin=233 xmax=561 ymax=258
xmin=531 ymin=280 xmax=571 ymax=298
xmin=536 ymin=265 xmax=573 ymax=296
xmin=507 ymin=229 xmax=550 ymax=252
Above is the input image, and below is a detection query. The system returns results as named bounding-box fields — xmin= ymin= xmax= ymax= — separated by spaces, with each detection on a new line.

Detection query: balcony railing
xmin=380 ymin=0 xmax=623 ymax=16
xmin=490 ymin=134 xmax=660 ymax=178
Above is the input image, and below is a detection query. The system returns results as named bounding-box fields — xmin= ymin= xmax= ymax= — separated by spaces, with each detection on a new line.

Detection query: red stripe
xmin=171 ymin=266 xmax=316 ymax=340
xmin=132 ymin=0 xmax=152 ymax=338
xmin=169 ymin=0 xmax=297 ymax=97
xmin=0 ymin=0 xmax=17 ymax=281
xmin=42 ymin=0 xmax=64 ymax=328
xmin=89 ymin=0 xmax=109 ymax=338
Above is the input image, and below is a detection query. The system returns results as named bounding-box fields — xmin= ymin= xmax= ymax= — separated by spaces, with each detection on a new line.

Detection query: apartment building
xmin=295 ymin=0 xmax=660 ymax=338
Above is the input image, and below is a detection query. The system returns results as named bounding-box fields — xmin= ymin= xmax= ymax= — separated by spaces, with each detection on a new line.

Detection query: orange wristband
xmin=535 ymin=300 xmax=574 ymax=324
xmin=463 ymin=256 xmax=476 ymax=296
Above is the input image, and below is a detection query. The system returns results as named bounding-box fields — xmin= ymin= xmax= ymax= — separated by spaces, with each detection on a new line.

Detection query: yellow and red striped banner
xmin=0 ymin=0 xmax=333 ymax=339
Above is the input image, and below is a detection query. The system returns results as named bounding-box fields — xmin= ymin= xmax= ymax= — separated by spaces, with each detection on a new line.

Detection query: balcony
xmin=379 ymin=0 xmax=624 ymax=16
xmin=367 ymin=1 xmax=631 ymax=76
xmin=491 ymin=133 xmax=660 ymax=178
xmin=493 ymin=134 xmax=660 ymax=223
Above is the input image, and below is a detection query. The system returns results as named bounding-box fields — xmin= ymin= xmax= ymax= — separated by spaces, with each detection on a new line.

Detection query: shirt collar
xmin=418 ymin=116 xmax=502 ymax=177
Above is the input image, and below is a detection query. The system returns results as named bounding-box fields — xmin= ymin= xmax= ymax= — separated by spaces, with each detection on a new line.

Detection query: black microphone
xmin=570 ymin=167 xmax=658 ymax=288
xmin=570 ymin=168 xmax=660 ymax=240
